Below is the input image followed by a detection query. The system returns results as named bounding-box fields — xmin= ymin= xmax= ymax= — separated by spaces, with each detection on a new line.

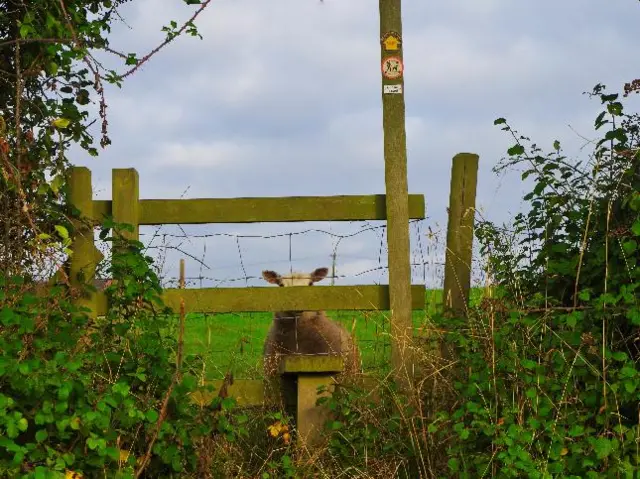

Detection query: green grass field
xmin=180 ymin=288 xmax=485 ymax=380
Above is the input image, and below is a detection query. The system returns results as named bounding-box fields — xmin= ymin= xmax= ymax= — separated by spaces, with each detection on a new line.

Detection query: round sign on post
xmin=381 ymin=56 xmax=403 ymax=80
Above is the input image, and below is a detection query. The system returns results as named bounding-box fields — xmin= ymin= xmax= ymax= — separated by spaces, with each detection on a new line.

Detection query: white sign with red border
xmin=381 ymin=56 xmax=403 ymax=80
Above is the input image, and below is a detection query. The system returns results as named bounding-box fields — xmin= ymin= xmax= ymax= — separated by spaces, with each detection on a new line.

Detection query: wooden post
xmin=112 ymin=169 xmax=140 ymax=242
xmin=177 ymin=259 xmax=186 ymax=380
xmin=68 ymin=167 xmax=102 ymax=316
xmin=379 ymin=0 xmax=413 ymax=384
xmin=279 ymin=356 xmax=344 ymax=453
xmin=443 ymin=153 xmax=479 ymax=316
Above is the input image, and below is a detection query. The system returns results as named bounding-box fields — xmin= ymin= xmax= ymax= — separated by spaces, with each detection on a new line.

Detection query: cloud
xmin=153 ymin=140 xmax=255 ymax=169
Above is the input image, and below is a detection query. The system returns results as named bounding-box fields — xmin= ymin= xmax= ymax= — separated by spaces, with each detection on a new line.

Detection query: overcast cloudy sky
xmin=72 ymin=0 xmax=640 ymax=288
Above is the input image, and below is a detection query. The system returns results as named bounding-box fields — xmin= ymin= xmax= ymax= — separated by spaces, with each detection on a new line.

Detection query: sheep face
xmin=261 ymin=267 xmax=328 ymax=288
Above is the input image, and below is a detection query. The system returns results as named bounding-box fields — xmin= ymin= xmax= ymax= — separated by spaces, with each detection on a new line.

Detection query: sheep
xmin=261 ymin=267 xmax=361 ymax=406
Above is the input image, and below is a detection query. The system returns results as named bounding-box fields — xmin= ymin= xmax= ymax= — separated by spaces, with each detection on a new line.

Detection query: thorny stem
xmin=118 ymin=0 xmax=212 ymax=81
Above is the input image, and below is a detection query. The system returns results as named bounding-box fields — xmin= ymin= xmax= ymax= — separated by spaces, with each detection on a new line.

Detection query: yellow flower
xmin=119 ymin=449 xmax=134 ymax=463
xmin=267 ymin=421 xmax=289 ymax=438
xmin=65 ymin=471 xmax=83 ymax=479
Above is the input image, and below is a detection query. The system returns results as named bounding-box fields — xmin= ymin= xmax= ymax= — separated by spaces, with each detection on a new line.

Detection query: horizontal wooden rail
xmin=92 ymin=194 xmax=425 ymax=224
xmin=94 ymin=284 xmax=426 ymax=316
xmin=189 ymin=376 xmax=380 ymax=408
xmin=190 ymin=379 xmax=265 ymax=407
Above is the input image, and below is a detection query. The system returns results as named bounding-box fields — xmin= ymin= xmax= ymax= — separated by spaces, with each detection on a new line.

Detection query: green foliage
xmin=191 ymin=407 xmax=298 ymax=478
xmin=1 ymin=0 xmax=208 ymax=275
xmin=318 ymin=381 xmax=428 ymax=478
xmin=315 ymin=84 xmax=640 ymax=478
xmin=0 ymin=223 xmax=245 ymax=478
xmin=434 ymin=85 xmax=640 ymax=477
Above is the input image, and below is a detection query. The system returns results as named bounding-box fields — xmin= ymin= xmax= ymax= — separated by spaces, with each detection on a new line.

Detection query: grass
xmin=180 ymin=288 xmax=485 ymax=380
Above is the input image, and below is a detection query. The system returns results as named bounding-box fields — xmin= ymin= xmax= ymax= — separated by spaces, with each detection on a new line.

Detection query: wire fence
xmin=92 ymin=217 xmax=489 ymax=378
xmin=94 ymin=218 xmax=488 ymax=291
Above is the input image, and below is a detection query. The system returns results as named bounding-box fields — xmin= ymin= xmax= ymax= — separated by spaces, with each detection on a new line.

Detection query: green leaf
xmin=568 ymin=424 xmax=584 ymax=437
xmin=222 ymin=397 xmax=236 ymax=411
xmin=35 ymin=429 xmax=48 ymax=442
xmin=52 ymin=118 xmax=71 ymax=129
xmin=330 ymin=421 xmax=342 ymax=430
xmin=619 ymin=366 xmax=638 ymax=379
xmin=113 ymin=382 xmax=130 ymax=397
xmin=19 ymin=24 xmax=32 ymax=38
xmin=58 ymin=383 xmax=72 ymax=401
xmin=0 ymin=308 xmax=18 ymax=326
xmin=622 ymin=240 xmax=637 ymax=255
xmin=181 ymin=373 xmax=197 ymax=390
xmin=607 ymin=101 xmax=623 ymax=116
xmin=494 ymin=118 xmax=506 ymax=125
xmin=631 ymin=219 xmax=640 ymax=237
xmin=627 ymin=307 xmax=640 ymax=325
xmin=54 ymin=225 xmax=69 ymax=240
xmin=0 ymin=436 xmax=21 ymax=452
xmin=525 ymin=387 xmax=537 ymax=400
xmin=508 ymin=144 xmax=525 ymax=156
xmin=145 ymin=409 xmax=159 ymax=423
xmin=610 ymin=351 xmax=627 ymax=362
xmin=594 ymin=111 xmax=607 ymax=129
xmin=592 ymin=437 xmax=614 ymax=459
xmin=566 ymin=311 xmax=583 ymax=328
xmin=17 ymin=418 xmax=28 ymax=432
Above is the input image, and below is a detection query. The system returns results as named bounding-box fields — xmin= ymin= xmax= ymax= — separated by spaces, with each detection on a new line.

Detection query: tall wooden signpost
xmin=379 ymin=0 xmax=414 ymax=386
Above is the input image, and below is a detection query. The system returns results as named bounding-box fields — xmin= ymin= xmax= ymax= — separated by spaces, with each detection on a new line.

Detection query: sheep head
xmin=261 ymin=267 xmax=329 ymax=287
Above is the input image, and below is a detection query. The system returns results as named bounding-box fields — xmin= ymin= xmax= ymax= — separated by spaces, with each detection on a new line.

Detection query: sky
xmin=72 ymin=0 xmax=640 ymax=289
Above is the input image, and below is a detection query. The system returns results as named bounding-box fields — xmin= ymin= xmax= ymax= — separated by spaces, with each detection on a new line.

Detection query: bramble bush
xmin=435 ymin=84 xmax=640 ymax=478
xmin=317 ymin=84 xmax=640 ymax=478
xmin=0 ymin=222 xmax=248 ymax=478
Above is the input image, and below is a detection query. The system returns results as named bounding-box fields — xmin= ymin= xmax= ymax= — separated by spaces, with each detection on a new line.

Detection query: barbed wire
xmin=118 ymin=217 xmax=489 ymax=289
xmin=137 ymin=221 xmax=404 ymax=241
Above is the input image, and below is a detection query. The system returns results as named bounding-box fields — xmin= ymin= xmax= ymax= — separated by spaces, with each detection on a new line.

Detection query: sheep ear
xmin=262 ymin=270 xmax=281 ymax=285
xmin=311 ymin=267 xmax=329 ymax=283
